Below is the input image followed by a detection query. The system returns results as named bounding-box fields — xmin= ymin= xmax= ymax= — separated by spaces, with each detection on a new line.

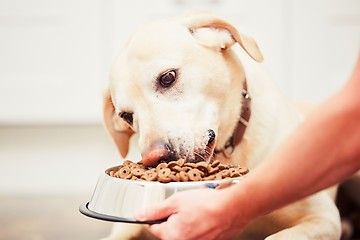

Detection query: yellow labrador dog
xmin=103 ymin=12 xmax=341 ymax=240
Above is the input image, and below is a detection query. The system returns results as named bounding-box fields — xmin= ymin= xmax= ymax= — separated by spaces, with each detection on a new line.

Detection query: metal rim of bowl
xmin=79 ymin=202 xmax=166 ymax=224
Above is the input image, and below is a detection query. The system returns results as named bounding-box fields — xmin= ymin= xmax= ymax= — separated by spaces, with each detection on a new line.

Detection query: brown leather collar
xmin=214 ymin=80 xmax=251 ymax=158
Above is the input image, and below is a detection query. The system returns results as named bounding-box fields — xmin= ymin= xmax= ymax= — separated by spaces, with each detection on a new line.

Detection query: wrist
xmin=219 ymin=181 xmax=259 ymax=230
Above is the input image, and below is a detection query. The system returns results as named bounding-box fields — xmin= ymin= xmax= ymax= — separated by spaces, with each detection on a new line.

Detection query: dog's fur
xmin=102 ymin=12 xmax=341 ymax=240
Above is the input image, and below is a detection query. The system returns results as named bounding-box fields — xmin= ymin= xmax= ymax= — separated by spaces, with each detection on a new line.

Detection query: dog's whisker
xmin=194 ymin=150 xmax=213 ymax=162
xmin=193 ymin=152 xmax=206 ymax=161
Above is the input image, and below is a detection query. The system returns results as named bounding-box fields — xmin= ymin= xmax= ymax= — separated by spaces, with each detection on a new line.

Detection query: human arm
xmin=135 ymin=55 xmax=360 ymax=240
xmin=233 ymin=55 xmax=360 ymax=219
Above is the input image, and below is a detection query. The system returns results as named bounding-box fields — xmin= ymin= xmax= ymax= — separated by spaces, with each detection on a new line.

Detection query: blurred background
xmin=0 ymin=0 xmax=359 ymax=239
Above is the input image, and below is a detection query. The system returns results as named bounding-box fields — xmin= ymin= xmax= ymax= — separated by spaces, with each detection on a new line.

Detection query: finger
xmin=149 ymin=222 xmax=165 ymax=239
xmin=135 ymin=199 xmax=177 ymax=221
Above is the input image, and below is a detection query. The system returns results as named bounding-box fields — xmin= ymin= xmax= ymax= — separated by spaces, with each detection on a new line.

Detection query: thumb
xmin=135 ymin=200 xmax=176 ymax=222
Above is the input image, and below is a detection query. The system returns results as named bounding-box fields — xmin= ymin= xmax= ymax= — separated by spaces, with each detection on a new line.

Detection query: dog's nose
xmin=207 ymin=129 xmax=216 ymax=145
xmin=141 ymin=143 xmax=176 ymax=167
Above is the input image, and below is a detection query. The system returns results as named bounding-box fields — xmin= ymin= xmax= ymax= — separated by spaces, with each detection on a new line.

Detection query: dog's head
xmin=104 ymin=12 xmax=263 ymax=166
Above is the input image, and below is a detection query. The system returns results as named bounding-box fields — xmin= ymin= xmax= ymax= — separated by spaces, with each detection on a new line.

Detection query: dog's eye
xmin=119 ymin=112 xmax=133 ymax=125
xmin=159 ymin=70 xmax=176 ymax=88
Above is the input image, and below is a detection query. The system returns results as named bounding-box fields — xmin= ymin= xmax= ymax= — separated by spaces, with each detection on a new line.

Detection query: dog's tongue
xmin=141 ymin=147 xmax=170 ymax=167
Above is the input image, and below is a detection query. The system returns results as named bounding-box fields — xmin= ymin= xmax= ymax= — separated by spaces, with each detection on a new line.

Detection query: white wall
xmin=0 ymin=0 xmax=359 ymax=194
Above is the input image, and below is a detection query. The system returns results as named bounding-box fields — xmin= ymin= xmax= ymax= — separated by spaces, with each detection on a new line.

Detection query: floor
xmin=0 ymin=194 xmax=112 ymax=240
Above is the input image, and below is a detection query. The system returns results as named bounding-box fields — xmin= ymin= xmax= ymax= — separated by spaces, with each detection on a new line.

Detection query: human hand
xmin=135 ymin=187 xmax=247 ymax=240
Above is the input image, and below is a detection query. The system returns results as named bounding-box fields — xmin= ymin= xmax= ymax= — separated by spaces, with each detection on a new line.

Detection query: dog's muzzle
xmin=141 ymin=129 xmax=217 ymax=167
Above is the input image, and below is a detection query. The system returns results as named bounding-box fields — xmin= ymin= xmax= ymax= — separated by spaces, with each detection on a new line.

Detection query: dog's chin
xmin=193 ymin=140 xmax=216 ymax=163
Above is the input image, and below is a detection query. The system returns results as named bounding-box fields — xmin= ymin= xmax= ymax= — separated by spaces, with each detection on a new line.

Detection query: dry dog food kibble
xmin=108 ymin=159 xmax=249 ymax=183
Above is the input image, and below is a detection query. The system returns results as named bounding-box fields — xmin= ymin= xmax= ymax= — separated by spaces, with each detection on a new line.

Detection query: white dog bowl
xmin=80 ymin=165 xmax=243 ymax=224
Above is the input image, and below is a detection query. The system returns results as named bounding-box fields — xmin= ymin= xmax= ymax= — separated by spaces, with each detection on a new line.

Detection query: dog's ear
xmin=103 ymin=89 xmax=134 ymax=158
xmin=182 ymin=11 xmax=264 ymax=62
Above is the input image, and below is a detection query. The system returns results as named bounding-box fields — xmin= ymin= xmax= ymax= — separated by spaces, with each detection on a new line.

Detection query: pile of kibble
xmin=108 ymin=159 xmax=249 ymax=183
